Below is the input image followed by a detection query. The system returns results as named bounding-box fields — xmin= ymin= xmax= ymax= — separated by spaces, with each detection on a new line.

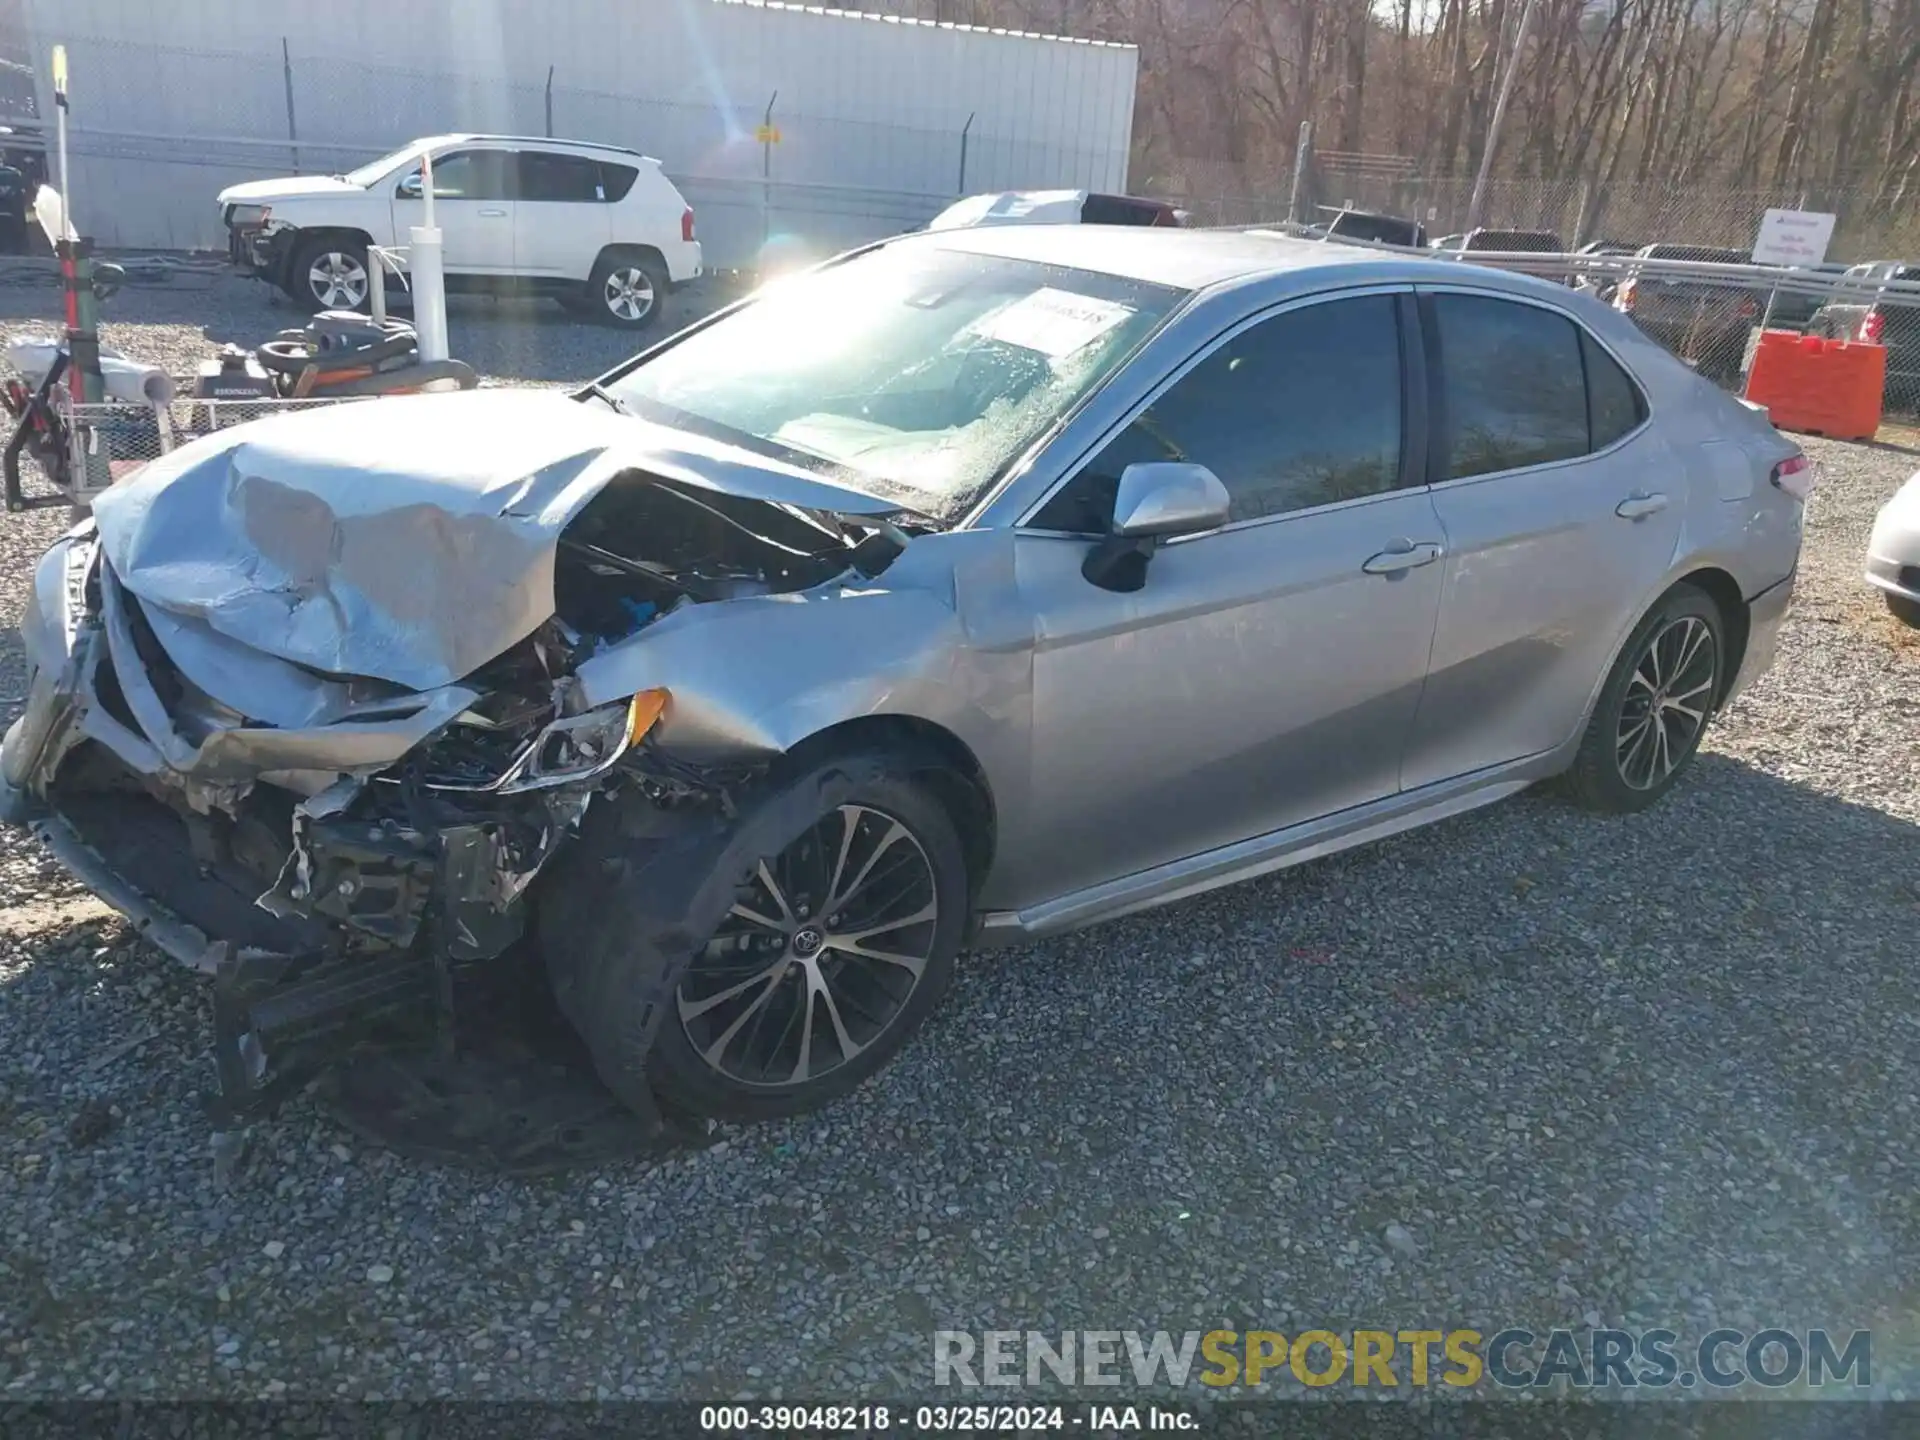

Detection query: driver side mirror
xmin=396 ymin=171 xmax=423 ymax=200
xmin=1083 ymin=462 xmax=1230 ymax=592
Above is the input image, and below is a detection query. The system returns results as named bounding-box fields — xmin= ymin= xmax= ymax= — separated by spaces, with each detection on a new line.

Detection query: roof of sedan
xmin=910 ymin=223 xmax=1417 ymax=287
xmin=908 ymin=222 xmax=1564 ymax=300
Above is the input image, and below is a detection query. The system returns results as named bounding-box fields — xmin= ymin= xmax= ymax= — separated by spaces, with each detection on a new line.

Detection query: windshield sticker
xmin=966 ymin=288 xmax=1135 ymax=360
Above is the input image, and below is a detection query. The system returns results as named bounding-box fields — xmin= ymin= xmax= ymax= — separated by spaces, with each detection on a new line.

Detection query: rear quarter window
xmin=600 ymin=163 xmax=640 ymax=203
xmin=1582 ymin=330 xmax=1647 ymax=448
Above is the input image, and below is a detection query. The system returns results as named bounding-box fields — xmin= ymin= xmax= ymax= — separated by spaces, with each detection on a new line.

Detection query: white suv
xmin=217 ymin=135 xmax=702 ymax=329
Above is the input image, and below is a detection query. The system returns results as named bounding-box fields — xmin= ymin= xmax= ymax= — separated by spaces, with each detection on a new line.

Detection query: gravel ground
xmin=0 ymin=276 xmax=1918 ymax=1405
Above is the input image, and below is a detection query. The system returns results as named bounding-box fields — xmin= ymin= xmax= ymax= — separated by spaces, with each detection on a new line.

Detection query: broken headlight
xmin=431 ymin=689 xmax=669 ymax=795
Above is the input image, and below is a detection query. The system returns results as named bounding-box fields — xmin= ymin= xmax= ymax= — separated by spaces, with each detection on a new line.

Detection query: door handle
xmin=479 ymin=207 xmax=508 ymax=218
xmin=1615 ymin=492 xmax=1670 ymax=519
xmin=1362 ymin=541 xmax=1443 ymax=576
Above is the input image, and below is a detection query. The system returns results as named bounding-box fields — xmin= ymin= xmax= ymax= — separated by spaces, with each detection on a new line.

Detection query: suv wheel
xmin=288 ymin=234 xmax=371 ymax=312
xmin=587 ymin=251 xmax=668 ymax=329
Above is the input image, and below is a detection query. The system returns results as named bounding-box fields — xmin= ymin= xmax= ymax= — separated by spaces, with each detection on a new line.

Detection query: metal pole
xmin=411 ymin=150 xmax=449 ymax=366
xmin=368 ymin=249 xmax=387 ymax=325
xmin=52 ymin=45 xmax=69 ymax=241
xmin=48 ymin=43 xmax=106 ymax=503
xmin=1464 ymin=0 xmax=1539 ymax=234
xmin=761 ymin=90 xmax=777 ymax=255
xmin=958 ymin=111 xmax=974 ymax=195
xmin=544 ymin=66 xmax=554 ymax=138
xmin=282 ymin=38 xmax=300 ymax=173
xmin=1286 ymin=121 xmax=1312 ymax=224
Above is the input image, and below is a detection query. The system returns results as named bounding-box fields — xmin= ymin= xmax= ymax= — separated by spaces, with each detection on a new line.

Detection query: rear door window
xmin=1430 ymin=292 xmax=1589 ymax=478
xmin=517 ymin=151 xmax=606 ymax=203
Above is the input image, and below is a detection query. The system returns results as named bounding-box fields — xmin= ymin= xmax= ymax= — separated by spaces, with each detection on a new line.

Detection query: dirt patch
xmin=0 ymin=894 xmax=116 ymax=940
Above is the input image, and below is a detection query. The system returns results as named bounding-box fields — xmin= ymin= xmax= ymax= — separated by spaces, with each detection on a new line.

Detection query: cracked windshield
xmin=611 ymin=245 xmax=1182 ymax=521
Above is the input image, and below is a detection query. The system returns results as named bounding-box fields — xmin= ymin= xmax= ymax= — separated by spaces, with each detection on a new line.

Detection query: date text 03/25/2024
xmin=698 ymin=1404 xmax=1196 ymax=1432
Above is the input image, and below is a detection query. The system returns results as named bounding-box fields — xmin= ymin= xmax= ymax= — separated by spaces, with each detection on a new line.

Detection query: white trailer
xmin=17 ymin=0 xmax=1139 ymax=267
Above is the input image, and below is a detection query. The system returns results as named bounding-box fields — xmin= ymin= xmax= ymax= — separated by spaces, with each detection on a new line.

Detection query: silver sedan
xmin=1 ymin=227 xmax=1809 ymax=1132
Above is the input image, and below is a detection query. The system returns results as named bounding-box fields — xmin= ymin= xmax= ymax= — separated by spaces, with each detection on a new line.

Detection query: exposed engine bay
xmin=2 ymin=394 xmax=926 ymax=1151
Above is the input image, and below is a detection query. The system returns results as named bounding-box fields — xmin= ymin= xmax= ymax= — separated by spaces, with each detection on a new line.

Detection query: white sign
xmin=967 ymin=289 xmax=1135 ymax=360
xmin=1752 ymin=208 xmax=1837 ymax=267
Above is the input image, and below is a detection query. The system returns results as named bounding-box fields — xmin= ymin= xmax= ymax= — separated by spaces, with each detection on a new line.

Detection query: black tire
xmin=548 ymin=748 xmax=969 ymax=1124
xmin=1562 ymin=584 xmax=1726 ymax=814
xmin=1886 ymin=591 xmax=1920 ymax=629
xmin=585 ymin=250 xmax=669 ymax=330
xmin=285 ymin=233 xmax=372 ymax=313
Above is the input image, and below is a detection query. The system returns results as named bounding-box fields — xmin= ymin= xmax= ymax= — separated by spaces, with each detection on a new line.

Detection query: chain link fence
xmin=1149 ymin=158 xmax=1920 ymax=263
xmin=1230 ymin=221 xmax=1920 ymax=424
xmin=51 ymin=395 xmax=380 ymax=509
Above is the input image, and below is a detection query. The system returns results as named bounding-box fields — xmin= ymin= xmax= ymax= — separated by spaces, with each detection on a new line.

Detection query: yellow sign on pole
xmin=755 ymin=124 xmax=782 ymax=144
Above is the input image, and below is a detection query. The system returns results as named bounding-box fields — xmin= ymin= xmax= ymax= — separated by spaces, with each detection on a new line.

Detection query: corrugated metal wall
xmin=20 ymin=0 xmax=1138 ymax=265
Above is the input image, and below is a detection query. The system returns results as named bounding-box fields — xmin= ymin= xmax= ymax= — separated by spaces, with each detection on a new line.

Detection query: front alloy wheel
xmin=676 ymin=804 xmax=940 ymax=1089
xmin=306 ymin=249 xmax=369 ymax=309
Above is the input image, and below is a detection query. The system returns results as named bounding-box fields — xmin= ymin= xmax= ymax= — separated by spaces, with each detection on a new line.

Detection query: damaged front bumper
xmin=0 ymin=531 xmax=629 ymax=1129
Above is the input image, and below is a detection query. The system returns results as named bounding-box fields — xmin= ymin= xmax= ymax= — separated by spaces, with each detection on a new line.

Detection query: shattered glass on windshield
xmin=609 ymin=246 xmax=1184 ymax=521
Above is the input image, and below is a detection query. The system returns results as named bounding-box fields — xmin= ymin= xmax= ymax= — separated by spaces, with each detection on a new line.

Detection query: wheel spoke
xmin=814 ymin=967 xmax=861 ymax=1063
xmin=828 ymin=899 xmax=937 ymax=976
xmin=755 ymin=859 xmax=794 ymax=923
xmin=727 ymin=901 xmax=787 ymax=934
xmin=678 ymin=955 xmax=787 ymax=1022
xmin=694 ymin=970 xmax=787 ymax=1066
xmin=1619 ymin=716 xmax=1656 ymax=785
xmin=1641 ymin=640 xmax=1667 ymax=690
xmin=1672 ymin=619 xmax=1709 ymax=681
xmin=821 ymin=809 xmax=863 ymax=914
xmin=828 ymin=818 xmax=910 ymax=913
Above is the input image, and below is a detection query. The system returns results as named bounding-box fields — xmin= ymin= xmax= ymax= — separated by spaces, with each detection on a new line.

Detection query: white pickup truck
xmin=218 ymin=134 xmax=702 ymax=329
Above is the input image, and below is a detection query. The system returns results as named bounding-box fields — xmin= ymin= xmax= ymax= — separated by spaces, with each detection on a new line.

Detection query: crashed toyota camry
xmin=1 ymin=227 xmax=1809 ymax=1132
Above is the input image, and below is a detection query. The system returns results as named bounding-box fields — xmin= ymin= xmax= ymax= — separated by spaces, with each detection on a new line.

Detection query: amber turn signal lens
xmin=625 ymin=688 xmax=671 ymax=746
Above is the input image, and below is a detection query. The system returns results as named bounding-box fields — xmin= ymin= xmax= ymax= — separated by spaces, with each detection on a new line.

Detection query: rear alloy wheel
xmin=1564 ymin=584 xmax=1724 ymax=813
xmin=587 ymin=252 xmax=668 ymax=329
xmin=290 ymin=235 xmax=371 ymax=312
xmin=643 ymin=769 xmax=967 ymax=1122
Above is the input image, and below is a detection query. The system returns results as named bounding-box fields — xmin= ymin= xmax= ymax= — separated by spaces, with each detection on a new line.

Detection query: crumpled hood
xmin=91 ymin=388 xmax=903 ymax=691
xmin=218 ymin=175 xmax=365 ymax=204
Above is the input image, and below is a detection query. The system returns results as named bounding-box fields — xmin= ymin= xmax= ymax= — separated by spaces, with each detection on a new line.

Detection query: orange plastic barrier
xmin=1743 ymin=329 xmax=1886 ymax=442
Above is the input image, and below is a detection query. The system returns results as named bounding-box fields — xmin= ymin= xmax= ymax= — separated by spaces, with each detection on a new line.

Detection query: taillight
xmin=681 ymin=206 xmax=695 ymax=243
xmin=1771 ymin=452 xmax=1814 ymax=502
xmin=1617 ymin=279 xmax=1638 ymax=311
xmin=1862 ymin=309 xmax=1885 ymax=343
